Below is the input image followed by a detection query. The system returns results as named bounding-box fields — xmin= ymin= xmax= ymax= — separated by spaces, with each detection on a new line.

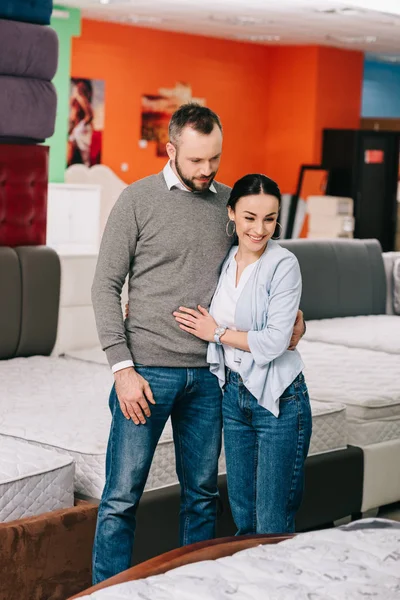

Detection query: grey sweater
xmin=92 ymin=172 xmax=233 ymax=368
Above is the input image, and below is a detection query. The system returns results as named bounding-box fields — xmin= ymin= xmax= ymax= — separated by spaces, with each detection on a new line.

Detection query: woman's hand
xmin=173 ymin=306 xmax=218 ymax=342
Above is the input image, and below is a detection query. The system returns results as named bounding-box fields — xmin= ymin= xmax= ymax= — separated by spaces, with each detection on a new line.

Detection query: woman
xmin=173 ymin=173 xmax=312 ymax=535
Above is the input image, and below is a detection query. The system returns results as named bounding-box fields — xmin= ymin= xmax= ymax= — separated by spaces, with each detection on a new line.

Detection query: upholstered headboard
xmin=280 ymin=238 xmax=387 ymax=320
xmin=0 ymin=246 xmax=60 ymax=359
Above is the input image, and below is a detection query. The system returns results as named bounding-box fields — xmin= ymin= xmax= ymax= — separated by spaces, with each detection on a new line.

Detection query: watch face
xmin=216 ymin=327 xmax=225 ymax=335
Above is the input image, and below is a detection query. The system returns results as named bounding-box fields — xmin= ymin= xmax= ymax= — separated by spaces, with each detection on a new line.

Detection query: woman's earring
xmin=226 ymin=220 xmax=236 ymax=237
xmin=272 ymin=222 xmax=283 ymax=240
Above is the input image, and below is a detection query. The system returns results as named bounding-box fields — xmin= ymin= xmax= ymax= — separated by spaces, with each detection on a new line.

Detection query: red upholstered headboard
xmin=0 ymin=144 xmax=49 ymax=246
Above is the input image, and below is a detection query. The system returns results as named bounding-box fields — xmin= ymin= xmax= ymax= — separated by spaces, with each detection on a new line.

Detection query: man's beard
xmin=174 ymin=157 xmax=216 ymax=193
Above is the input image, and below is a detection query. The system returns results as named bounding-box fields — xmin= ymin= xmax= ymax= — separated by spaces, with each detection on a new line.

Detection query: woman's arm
xmin=173 ymin=255 xmax=302 ymax=365
xmin=246 ymin=256 xmax=302 ymax=367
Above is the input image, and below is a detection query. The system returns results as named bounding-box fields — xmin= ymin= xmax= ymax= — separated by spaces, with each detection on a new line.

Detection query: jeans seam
xmin=286 ymin=395 xmax=304 ymax=531
xmin=93 ymin=386 xmax=118 ymax=577
xmin=253 ymin=437 xmax=258 ymax=533
xmin=175 ymin=419 xmax=190 ymax=544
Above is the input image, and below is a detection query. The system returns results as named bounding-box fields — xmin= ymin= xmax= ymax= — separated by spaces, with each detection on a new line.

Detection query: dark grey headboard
xmin=0 ymin=246 xmax=60 ymax=359
xmin=280 ymin=238 xmax=386 ymax=320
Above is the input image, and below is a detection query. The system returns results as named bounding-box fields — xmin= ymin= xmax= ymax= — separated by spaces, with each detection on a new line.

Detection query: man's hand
xmin=114 ymin=367 xmax=155 ymax=425
xmin=288 ymin=309 xmax=305 ymax=351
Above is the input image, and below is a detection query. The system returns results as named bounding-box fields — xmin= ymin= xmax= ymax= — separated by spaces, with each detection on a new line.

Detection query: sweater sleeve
xmin=247 ymin=255 xmax=302 ymax=367
xmin=91 ymin=187 xmax=138 ymax=368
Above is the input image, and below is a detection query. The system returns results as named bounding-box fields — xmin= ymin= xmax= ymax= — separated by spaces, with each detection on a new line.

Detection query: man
xmin=91 ymin=104 xmax=305 ymax=583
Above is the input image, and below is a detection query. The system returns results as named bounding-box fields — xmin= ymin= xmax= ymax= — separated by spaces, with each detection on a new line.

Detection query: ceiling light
xmin=236 ymin=34 xmax=281 ymax=42
xmin=127 ymin=15 xmax=164 ymax=24
xmin=209 ymin=14 xmax=268 ymax=26
xmin=344 ymin=1 xmax=400 ymax=16
xmin=327 ymin=34 xmax=377 ymax=43
xmin=315 ymin=7 xmax=364 ymax=15
xmin=99 ymin=0 xmax=110 ymax=4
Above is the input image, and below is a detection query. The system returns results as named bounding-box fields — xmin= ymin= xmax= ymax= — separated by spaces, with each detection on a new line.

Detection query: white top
xmin=212 ymin=250 xmax=259 ymax=372
xmin=112 ymin=161 xmax=217 ymax=374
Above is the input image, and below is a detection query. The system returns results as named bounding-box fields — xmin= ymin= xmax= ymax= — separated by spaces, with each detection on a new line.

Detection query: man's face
xmin=167 ymin=125 xmax=223 ymax=193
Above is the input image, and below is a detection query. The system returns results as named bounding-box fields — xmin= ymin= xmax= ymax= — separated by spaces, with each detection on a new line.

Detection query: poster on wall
xmin=141 ymin=82 xmax=206 ymax=157
xmin=67 ymin=78 xmax=105 ymax=168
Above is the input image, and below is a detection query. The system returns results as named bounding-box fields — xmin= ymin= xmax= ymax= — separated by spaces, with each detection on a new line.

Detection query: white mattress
xmin=309 ymin=400 xmax=347 ymax=455
xmin=0 ymin=437 xmax=74 ymax=523
xmin=300 ymin=340 xmax=400 ymax=446
xmin=0 ymin=356 xmax=226 ymax=500
xmin=305 ymin=315 xmax=400 ymax=354
xmin=79 ymin=519 xmax=400 ymax=600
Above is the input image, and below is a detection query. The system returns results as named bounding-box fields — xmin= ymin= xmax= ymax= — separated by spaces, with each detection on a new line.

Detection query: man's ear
xmin=166 ymin=142 xmax=176 ymax=162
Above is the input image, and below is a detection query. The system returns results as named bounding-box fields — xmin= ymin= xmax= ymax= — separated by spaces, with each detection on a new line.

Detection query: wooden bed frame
xmin=70 ymin=533 xmax=294 ymax=599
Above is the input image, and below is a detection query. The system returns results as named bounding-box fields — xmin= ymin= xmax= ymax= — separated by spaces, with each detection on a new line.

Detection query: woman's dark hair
xmin=227 ymin=174 xmax=281 ymax=211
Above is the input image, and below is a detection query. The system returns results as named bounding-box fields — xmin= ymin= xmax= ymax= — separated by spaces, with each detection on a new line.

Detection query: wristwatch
xmin=214 ymin=326 xmax=227 ymax=345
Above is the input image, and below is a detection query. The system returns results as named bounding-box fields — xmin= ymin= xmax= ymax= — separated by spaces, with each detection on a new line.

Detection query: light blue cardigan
xmin=207 ymin=239 xmax=304 ymax=417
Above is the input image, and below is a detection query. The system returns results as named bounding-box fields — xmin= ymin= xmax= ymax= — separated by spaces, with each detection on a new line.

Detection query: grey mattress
xmin=0 ymin=76 xmax=57 ymax=140
xmin=0 ymin=19 xmax=58 ymax=80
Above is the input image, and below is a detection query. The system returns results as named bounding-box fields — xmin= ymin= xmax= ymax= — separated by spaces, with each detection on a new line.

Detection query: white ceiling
xmin=57 ymin=0 xmax=400 ymax=58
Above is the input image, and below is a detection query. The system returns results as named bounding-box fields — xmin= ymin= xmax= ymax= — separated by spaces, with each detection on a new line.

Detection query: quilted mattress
xmin=0 ymin=354 xmax=350 ymax=499
xmin=300 ymin=340 xmax=400 ymax=447
xmin=79 ymin=519 xmax=400 ymax=600
xmin=0 ymin=356 xmax=226 ymax=499
xmin=0 ymin=19 xmax=58 ymax=80
xmin=0 ymin=0 xmax=53 ymax=25
xmin=309 ymin=400 xmax=347 ymax=455
xmin=0 ymin=437 xmax=74 ymax=523
xmin=305 ymin=315 xmax=400 ymax=354
xmin=0 ymin=76 xmax=56 ymax=141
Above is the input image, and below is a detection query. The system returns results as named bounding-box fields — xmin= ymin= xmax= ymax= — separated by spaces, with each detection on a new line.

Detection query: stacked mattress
xmin=301 ymin=340 xmax=400 ymax=447
xmin=300 ymin=314 xmax=400 ymax=512
xmin=0 ymin=436 xmax=74 ymax=522
xmin=0 ymin=19 xmax=58 ymax=142
xmin=0 ymin=0 xmax=53 ymax=25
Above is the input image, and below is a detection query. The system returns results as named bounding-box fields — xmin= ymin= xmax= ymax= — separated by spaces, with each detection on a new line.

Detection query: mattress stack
xmin=300 ymin=313 xmax=400 ymax=513
xmin=0 ymin=1 xmax=57 ymax=245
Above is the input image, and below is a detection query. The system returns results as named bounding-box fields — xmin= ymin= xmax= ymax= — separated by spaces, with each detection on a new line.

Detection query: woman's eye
xmin=245 ymin=217 xmax=254 ymax=221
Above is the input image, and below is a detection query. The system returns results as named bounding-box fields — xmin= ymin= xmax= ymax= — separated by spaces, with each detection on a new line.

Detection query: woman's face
xmin=228 ymin=194 xmax=279 ymax=254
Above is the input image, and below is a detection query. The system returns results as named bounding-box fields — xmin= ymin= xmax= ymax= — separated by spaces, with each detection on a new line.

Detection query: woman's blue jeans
xmin=223 ymin=370 xmax=312 ymax=535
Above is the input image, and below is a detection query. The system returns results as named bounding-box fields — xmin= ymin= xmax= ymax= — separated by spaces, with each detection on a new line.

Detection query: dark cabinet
xmin=322 ymin=129 xmax=399 ymax=252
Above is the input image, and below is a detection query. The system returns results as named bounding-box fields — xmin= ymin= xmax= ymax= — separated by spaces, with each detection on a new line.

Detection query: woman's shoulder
xmin=266 ymin=240 xmax=299 ymax=265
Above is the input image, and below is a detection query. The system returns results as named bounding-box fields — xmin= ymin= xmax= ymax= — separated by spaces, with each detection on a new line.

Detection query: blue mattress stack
xmin=0 ymin=1 xmax=58 ymax=143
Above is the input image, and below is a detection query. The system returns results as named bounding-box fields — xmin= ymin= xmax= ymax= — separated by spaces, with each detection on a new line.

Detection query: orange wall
xmin=71 ymin=20 xmax=363 ymax=193
xmin=71 ymin=19 xmax=273 ymax=188
xmin=265 ymin=46 xmax=363 ymax=192
xmin=264 ymin=46 xmax=320 ymax=192
xmin=314 ymin=46 xmax=364 ymax=161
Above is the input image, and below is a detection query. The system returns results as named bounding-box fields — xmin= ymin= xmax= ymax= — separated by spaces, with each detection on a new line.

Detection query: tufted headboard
xmin=0 ymin=144 xmax=48 ymax=246
xmin=280 ymin=238 xmax=387 ymax=320
xmin=0 ymin=246 xmax=60 ymax=359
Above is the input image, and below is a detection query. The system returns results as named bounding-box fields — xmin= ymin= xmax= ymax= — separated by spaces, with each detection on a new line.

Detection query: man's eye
xmin=191 ymin=160 xmax=200 ymax=163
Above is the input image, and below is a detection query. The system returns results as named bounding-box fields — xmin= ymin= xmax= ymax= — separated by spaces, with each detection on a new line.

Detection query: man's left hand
xmin=288 ymin=309 xmax=305 ymax=351
xmin=173 ymin=306 xmax=217 ymax=342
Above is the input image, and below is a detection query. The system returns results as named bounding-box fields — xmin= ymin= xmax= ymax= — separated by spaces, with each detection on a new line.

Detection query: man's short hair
xmin=169 ymin=103 xmax=223 ymax=145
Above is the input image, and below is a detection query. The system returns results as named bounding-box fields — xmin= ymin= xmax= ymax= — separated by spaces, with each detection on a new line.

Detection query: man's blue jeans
xmin=223 ymin=370 xmax=312 ymax=535
xmin=92 ymin=366 xmax=222 ymax=584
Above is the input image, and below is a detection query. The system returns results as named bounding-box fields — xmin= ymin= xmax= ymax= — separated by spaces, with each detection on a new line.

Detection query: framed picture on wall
xmin=67 ymin=78 xmax=105 ymax=168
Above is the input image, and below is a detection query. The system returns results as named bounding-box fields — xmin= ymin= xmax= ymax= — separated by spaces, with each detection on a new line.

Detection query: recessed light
xmin=127 ymin=15 xmax=164 ymax=24
xmin=326 ymin=34 xmax=377 ymax=43
xmin=209 ymin=14 xmax=269 ymax=27
xmin=99 ymin=0 xmax=109 ymax=4
xmin=236 ymin=34 xmax=281 ymax=42
xmin=315 ymin=7 xmax=364 ymax=16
